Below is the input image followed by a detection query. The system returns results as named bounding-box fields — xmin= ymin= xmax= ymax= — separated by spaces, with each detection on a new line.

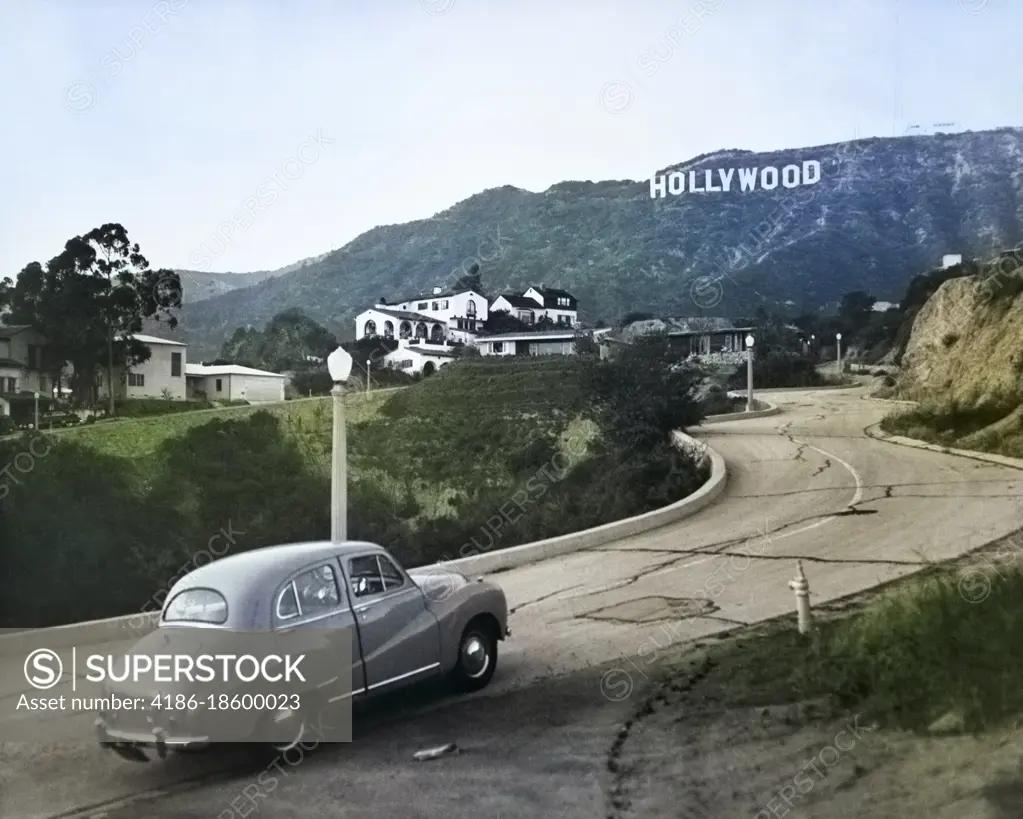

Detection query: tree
xmin=837 ymin=290 xmax=876 ymax=336
xmin=4 ymin=225 xmax=181 ymax=410
xmin=586 ymin=333 xmax=703 ymax=453
xmin=484 ymin=309 xmax=531 ymax=334
xmin=81 ymin=224 xmax=181 ymax=414
xmin=453 ymin=262 xmax=483 ymax=294
xmin=620 ymin=311 xmax=654 ymax=326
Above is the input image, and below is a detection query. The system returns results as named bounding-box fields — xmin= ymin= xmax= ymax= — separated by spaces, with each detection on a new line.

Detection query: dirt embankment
xmin=899 ymin=275 xmax=1023 ymax=405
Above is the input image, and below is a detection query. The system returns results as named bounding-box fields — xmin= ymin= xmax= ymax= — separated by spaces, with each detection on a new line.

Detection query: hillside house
xmin=96 ymin=334 xmax=188 ymax=401
xmin=604 ymin=318 xmax=755 ymax=365
xmin=0 ymin=325 xmax=57 ymax=399
xmin=382 ymin=338 xmax=458 ymax=376
xmin=489 ymin=287 xmax=578 ymax=327
xmin=186 ymin=363 xmax=287 ymax=403
xmin=477 ymin=330 xmax=577 ymax=357
xmin=356 ymin=287 xmax=488 ymax=345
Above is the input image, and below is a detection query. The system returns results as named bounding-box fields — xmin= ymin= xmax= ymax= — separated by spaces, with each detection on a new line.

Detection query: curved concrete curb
xmin=754 ymin=383 xmax=856 ymax=393
xmin=859 ymin=394 xmax=919 ymax=406
xmin=445 ymin=431 xmax=727 ymax=577
xmin=0 ymin=432 xmax=729 ymax=655
xmin=701 ymin=396 xmax=781 ymax=424
xmin=864 ymin=423 xmax=1023 ymax=472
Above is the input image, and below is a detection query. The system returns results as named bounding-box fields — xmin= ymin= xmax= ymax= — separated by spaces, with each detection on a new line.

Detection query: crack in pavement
xmin=586 ymin=548 xmax=928 ymax=568
xmin=810 ymin=458 xmax=832 ymax=477
xmin=605 ymin=655 xmax=717 ymax=818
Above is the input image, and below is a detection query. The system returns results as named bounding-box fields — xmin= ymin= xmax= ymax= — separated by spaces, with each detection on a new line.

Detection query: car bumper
xmin=95 ymin=717 xmax=209 ymax=762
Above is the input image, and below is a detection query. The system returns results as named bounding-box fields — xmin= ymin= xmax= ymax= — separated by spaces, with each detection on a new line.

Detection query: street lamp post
xmin=836 ymin=332 xmax=843 ymax=375
xmin=33 ymin=391 xmax=39 ymax=430
xmin=327 ymin=346 xmax=354 ymax=543
xmin=745 ymin=334 xmax=755 ymax=412
xmin=365 ymin=359 xmax=371 ymax=394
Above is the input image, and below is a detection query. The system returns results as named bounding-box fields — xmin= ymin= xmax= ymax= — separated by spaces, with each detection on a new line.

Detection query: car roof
xmin=168 ymin=540 xmax=388 ymax=601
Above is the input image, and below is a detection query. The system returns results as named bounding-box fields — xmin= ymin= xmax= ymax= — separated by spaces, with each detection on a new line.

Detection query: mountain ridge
xmin=162 ymin=126 xmax=1023 ymax=358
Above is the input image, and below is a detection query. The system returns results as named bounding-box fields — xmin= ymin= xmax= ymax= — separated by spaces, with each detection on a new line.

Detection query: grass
xmin=880 ymin=394 xmax=1023 ymax=458
xmin=664 ymin=557 xmax=1023 ymax=735
xmin=40 ymin=390 xmax=397 ymax=460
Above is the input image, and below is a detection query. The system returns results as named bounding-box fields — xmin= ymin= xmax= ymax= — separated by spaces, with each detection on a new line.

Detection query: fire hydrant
xmin=788 ymin=560 xmax=813 ymax=635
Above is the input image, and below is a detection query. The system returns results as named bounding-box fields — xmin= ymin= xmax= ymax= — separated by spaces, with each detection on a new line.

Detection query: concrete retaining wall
xmin=0 ymin=431 xmax=729 ymax=655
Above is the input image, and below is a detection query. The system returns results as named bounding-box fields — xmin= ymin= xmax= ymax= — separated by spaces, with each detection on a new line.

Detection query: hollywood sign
xmin=650 ymin=160 xmax=822 ymax=199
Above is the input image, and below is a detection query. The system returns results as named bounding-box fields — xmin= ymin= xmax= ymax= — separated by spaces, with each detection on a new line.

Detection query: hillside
xmin=164 ymin=127 xmax=1023 ymax=358
xmin=174 ymin=251 xmax=331 ymax=303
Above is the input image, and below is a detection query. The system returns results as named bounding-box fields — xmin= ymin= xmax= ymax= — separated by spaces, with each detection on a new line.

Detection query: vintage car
xmin=95 ymin=540 xmax=509 ymax=762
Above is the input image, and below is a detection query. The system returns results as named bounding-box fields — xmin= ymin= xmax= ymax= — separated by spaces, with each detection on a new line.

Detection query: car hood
xmin=407 ymin=564 xmax=476 ymax=597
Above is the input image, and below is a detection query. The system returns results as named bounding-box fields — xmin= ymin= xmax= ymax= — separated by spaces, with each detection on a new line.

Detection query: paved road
xmin=2 ymin=385 xmax=1020 ymax=819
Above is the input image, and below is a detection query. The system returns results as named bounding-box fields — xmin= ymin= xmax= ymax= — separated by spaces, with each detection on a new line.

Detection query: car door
xmin=341 ymin=552 xmax=442 ymax=692
xmin=273 ymin=561 xmax=365 ymax=704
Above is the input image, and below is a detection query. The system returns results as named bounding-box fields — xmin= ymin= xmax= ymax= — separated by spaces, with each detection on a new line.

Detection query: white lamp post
xmin=365 ymin=359 xmax=371 ymax=394
xmin=836 ymin=332 xmax=843 ymax=375
xmin=33 ymin=391 xmax=39 ymax=430
xmin=745 ymin=335 xmax=755 ymax=412
xmin=327 ymin=346 xmax=354 ymax=543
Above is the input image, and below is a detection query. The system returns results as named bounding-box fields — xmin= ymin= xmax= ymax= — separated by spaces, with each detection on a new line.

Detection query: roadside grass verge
xmin=880 ymin=394 xmax=1023 ymax=458
xmin=662 ymin=562 xmax=1023 ymax=735
xmin=44 ymin=391 xmax=394 ymax=459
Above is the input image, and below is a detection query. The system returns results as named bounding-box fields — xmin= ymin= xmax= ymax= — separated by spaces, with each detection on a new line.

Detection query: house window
xmin=27 ymin=345 xmax=42 ymax=369
xmin=39 ymin=376 xmax=47 ymax=395
xmin=441 ymin=300 xmax=449 ymax=309
xmin=557 ymin=315 xmax=570 ymax=325
xmin=171 ymin=352 xmax=182 ymax=377
xmin=400 ymin=359 xmax=413 ymax=369
xmin=417 ymin=302 xmax=427 ymax=310
xmin=493 ymin=342 xmax=504 ymax=353
xmin=215 ymin=378 xmax=223 ymax=392
xmin=1 ymin=378 xmax=16 ymax=394
xmin=466 ymin=300 xmax=476 ymax=317
xmin=431 ymin=302 xmax=438 ymax=310
xmin=128 ymin=372 xmax=145 ymax=387
xmin=518 ymin=311 xmax=534 ymax=323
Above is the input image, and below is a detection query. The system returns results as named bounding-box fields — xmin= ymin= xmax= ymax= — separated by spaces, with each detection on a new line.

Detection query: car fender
xmin=408 ymin=567 xmax=508 ymax=672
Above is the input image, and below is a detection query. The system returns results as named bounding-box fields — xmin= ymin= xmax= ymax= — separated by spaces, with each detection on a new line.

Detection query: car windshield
xmin=162 ymin=589 xmax=228 ymax=625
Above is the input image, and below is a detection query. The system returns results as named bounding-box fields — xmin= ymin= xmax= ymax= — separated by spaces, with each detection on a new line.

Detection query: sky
xmin=1 ymin=0 xmax=1020 ymax=277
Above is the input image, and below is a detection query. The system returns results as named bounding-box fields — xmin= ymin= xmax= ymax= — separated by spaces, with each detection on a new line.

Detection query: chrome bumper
xmin=95 ymin=718 xmax=208 ymax=763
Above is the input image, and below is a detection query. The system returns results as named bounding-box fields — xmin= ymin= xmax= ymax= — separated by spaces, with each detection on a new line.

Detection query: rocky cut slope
xmin=896 ymin=247 xmax=1023 ymax=407
xmin=168 ymin=127 xmax=1023 ymax=358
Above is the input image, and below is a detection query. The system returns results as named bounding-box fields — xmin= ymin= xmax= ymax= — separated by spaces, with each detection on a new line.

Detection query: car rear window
xmin=163 ymin=588 xmax=228 ymax=624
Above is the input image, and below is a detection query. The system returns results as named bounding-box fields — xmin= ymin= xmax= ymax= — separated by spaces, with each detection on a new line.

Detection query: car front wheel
xmin=452 ymin=622 xmax=498 ymax=692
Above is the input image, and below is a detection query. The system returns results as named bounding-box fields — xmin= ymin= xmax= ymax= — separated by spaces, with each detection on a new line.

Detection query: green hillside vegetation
xmin=0 ymin=341 xmax=707 ymax=628
xmin=37 ymin=391 xmax=392 ymax=459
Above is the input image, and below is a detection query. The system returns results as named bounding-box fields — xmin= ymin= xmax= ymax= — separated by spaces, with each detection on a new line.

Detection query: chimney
xmin=433 ymin=286 xmax=442 ymax=295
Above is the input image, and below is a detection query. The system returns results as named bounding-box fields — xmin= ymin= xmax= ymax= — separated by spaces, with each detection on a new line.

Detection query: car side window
xmin=348 ymin=555 xmax=385 ymax=598
xmin=277 ymin=583 xmax=300 ymax=620
xmin=378 ymin=556 xmax=405 ymax=591
xmin=276 ymin=564 xmax=342 ymax=621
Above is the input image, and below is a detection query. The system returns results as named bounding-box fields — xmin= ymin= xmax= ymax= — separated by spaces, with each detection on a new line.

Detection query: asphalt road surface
xmin=2 ymin=385 xmax=1020 ymax=819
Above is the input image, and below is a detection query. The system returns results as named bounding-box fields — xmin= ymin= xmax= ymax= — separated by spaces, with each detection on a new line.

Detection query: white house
xmin=477 ymin=330 xmax=577 ymax=357
xmin=185 ymin=363 xmax=287 ymax=403
xmin=0 ymin=324 xmax=57 ymax=400
xmin=356 ymin=287 xmax=488 ymax=345
xmin=382 ymin=338 xmax=457 ymax=376
xmin=96 ymin=333 xmax=187 ymax=400
xmin=489 ymin=287 xmax=578 ymax=327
